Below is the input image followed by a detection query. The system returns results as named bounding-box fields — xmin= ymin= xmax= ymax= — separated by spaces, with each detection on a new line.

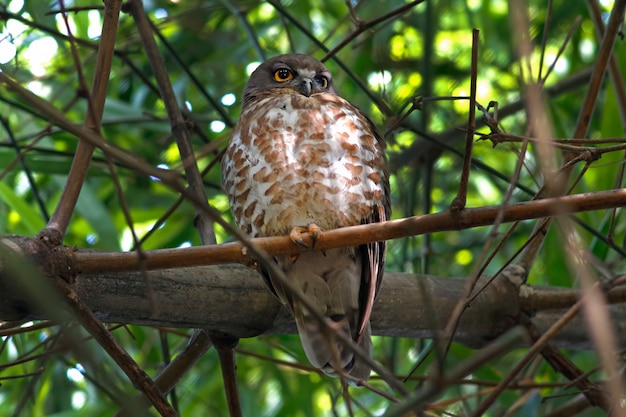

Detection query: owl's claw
xmin=307 ymin=223 xmax=322 ymax=246
xmin=289 ymin=223 xmax=322 ymax=249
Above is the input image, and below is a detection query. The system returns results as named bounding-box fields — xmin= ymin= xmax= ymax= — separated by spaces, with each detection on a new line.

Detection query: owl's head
xmin=242 ymin=54 xmax=336 ymax=105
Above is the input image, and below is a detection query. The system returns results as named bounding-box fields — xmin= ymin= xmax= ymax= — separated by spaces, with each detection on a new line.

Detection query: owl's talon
xmin=307 ymin=223 xmax=322 ymax=249
xmin=290 ymin=226 xmax=311 ymax=248
xmin=289 ymin=223 xmax=322 ymax=249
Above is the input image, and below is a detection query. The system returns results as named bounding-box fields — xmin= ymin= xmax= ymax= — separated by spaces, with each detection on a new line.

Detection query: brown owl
xmin=222 ymin=54 xmax=390 ymax=381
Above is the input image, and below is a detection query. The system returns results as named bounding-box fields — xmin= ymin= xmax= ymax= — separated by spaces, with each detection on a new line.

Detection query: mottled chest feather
xmin=222 ymin=91 xmax=387 ymax=237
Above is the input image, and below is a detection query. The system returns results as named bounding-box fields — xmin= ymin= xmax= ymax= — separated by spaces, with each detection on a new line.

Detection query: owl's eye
xmin=273 ymin=68 xmax=294 ymax=82
xmin=316 ymin=75 xmax=329 ymax=89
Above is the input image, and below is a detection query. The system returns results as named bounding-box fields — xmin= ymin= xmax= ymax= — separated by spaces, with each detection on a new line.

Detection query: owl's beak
xmin=299 ymin=78 xmax=313 ymax=97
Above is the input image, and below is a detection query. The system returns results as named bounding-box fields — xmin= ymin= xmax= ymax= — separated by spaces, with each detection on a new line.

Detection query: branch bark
xmin=74 ymin=188 xmax=626 ymax=273
xmin=2 ymin=234 xmax=625 ymax=350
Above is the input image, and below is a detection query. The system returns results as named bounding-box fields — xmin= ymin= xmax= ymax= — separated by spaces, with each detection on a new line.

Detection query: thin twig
xmin=588 ymin=0 xmax=626 ymax=248
xmin=126 ymin=0 xmax=216 ymax=246
xmin=322 ymin=0 xmax=425 ymax=61
xmin=558 ymin=215 xmax=626 ymax=416
xmin=147 ymin=16 xmax=235 ymax=128
xmin=45 ymin=0 xmax=122 ymax=239
xmin=113 ymin=330 xmax=213 ymax=417
xmin=57 ymin=279 xmax=179 ymax=416
xmin=384 ymin=327 xmax=526 ymax=417
xmin=450 ymin=29 xmax=479 ymax=211
xmin=0 ymin=117 xmax=49 ymax=221
xmin=211 ymin=334 xmax=243 ymax=417
xmin=482 ymin=132 xmax=626 ymax=146
xmin=539 ymin=15 xmax=583 ymax=86
xmin=395 ymin=41 xmax=596 ymax=177
xmin=74 ymin=188 xmax=626 ymax=273
xmin=126 ymin=3 xmax=235 ymax=414
xmin=571 ymin=0 xmax=626 ymax=142
xmin=220 ymin=0 xmax=265 ymax=63
xmin=537 ymin=0 xmax=553 ymax=81
xmin=517 ymin=0 xmax=626 ymax=267
xmin=469 ymin=287 xmax=610 ymax=417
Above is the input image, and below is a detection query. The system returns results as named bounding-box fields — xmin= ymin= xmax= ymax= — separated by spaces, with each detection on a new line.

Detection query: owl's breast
xmin=222 ymin=93 xmax=386 ymax=238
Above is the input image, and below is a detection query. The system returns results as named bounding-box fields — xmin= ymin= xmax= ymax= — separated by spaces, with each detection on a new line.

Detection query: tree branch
xmin=74 ymin=188 xmax=626 ymax=273
xmin=2 ymin=237 xmax=625 ymax=350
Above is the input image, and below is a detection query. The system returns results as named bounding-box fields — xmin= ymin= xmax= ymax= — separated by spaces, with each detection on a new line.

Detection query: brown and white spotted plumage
xmin=222 ymin=54 xmax=390 ymax=380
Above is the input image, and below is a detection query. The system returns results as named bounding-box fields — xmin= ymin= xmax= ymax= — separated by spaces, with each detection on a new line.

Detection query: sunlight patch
xmin=265 ymin=380 xmax=281 ymax=414
xmin=0 ymin=37 xmax=17 ymax=64
xmin=72 ymin=392 xmax=87 ymax=409
xmin=257 ymin=2 xmax=275 ymax=19
xmin=55 ymin=13 xmax=76 ymax=37
xmin=467 ymin=0 xmax=482 ymax=10
xmin=315 ymin=389 xmax=331 ymax=410
xmin=473 ymin=175 xmax=499 ymax=203
xmin=578 ymin=39 xmax=595 ymax=62
xmin=476 ymin=79 xmax=493 ymax=105
xmin=23 ymin=37 xmax=58 ymax=77
xmin=27 ymin=80 xmax=51 ymax=98
xmin=151 ymin=163 xmax=170 ymax=181
xmin=246 ymin=62 xmax=261 ymax=76
xmin=67 ymin=367 xmax=84 ymax=383
xmin=210 ymin=120 xmax=226 ymax=133
xmin=86 ymin=233 xmax=98 ymax=245
xmin=221 ymin=93 xmax=236 ymax=106
xmin=7 ymin=15 xmax=27 ymax=38
xmin=8 ymin=0 xmax=24 ymax=12
xmin=121 ymin=221 xmax=157 ymax=251
xmin=545 ymin=52 xmax=569 ymax=76
xmin=455 ymin=249 xmax=473 ymax=266
xmin=88 ymin=9 xmax=102 ymax=39
xmin=452 ymin=85 xmax=469 ymax=113
xmin=6 ymin=337 xmax=18 ymax=359
xmin=367 ymin=71 xmax=391 ymax=90
xmin=154 ymin=8 xmax=168 ymax=19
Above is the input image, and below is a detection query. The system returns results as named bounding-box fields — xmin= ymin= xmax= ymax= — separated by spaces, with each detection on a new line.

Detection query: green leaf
xmin=0 ymin=181 xmax=46 ymax=233
xmin=53 ymin=177 xmax=120 ymax=250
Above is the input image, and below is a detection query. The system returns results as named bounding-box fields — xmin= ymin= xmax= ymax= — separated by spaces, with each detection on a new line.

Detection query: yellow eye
xmin=273 ymin=68 xmax=294 ymax=82
xmin=317 ymin=75 xmax=329 ymax=89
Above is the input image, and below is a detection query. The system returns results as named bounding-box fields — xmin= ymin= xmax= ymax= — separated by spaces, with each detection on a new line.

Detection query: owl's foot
xmin=289 ymin=223 xmax=322 ymax=248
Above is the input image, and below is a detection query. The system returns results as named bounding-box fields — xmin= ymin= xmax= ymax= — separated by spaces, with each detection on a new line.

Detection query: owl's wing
xmin=356 ymin=106 xmax=391 ymax=335
xmin=358 ymin=203 xmax=387 ymax=339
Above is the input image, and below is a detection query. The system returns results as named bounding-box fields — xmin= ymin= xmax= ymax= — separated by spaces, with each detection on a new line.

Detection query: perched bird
xmin=222 ymin=54 xmax=390 ymax=380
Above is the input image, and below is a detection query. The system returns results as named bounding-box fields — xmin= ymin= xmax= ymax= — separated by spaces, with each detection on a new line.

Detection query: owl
xmin=222 ymin=54 xmax=390 ymax=381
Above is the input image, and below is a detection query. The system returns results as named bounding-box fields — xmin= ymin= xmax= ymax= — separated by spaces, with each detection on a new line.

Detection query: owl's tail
xmin=271 ymin=249 xmax=373 ymax=383
xmin=292 ymin=285 xmax=373 ymax=383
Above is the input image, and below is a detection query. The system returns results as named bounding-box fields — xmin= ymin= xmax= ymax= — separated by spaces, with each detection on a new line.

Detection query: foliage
xmin=0 ymin=0 xmax=624 ymax=416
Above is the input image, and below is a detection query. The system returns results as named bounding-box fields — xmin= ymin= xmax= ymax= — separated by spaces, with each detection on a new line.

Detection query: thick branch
xmin=1 ymin=239 xmax=624 ymax=350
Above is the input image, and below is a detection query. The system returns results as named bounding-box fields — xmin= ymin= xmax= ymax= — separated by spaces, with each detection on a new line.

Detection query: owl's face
xmin=242 ymin=54 xmax=336 ymax=105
